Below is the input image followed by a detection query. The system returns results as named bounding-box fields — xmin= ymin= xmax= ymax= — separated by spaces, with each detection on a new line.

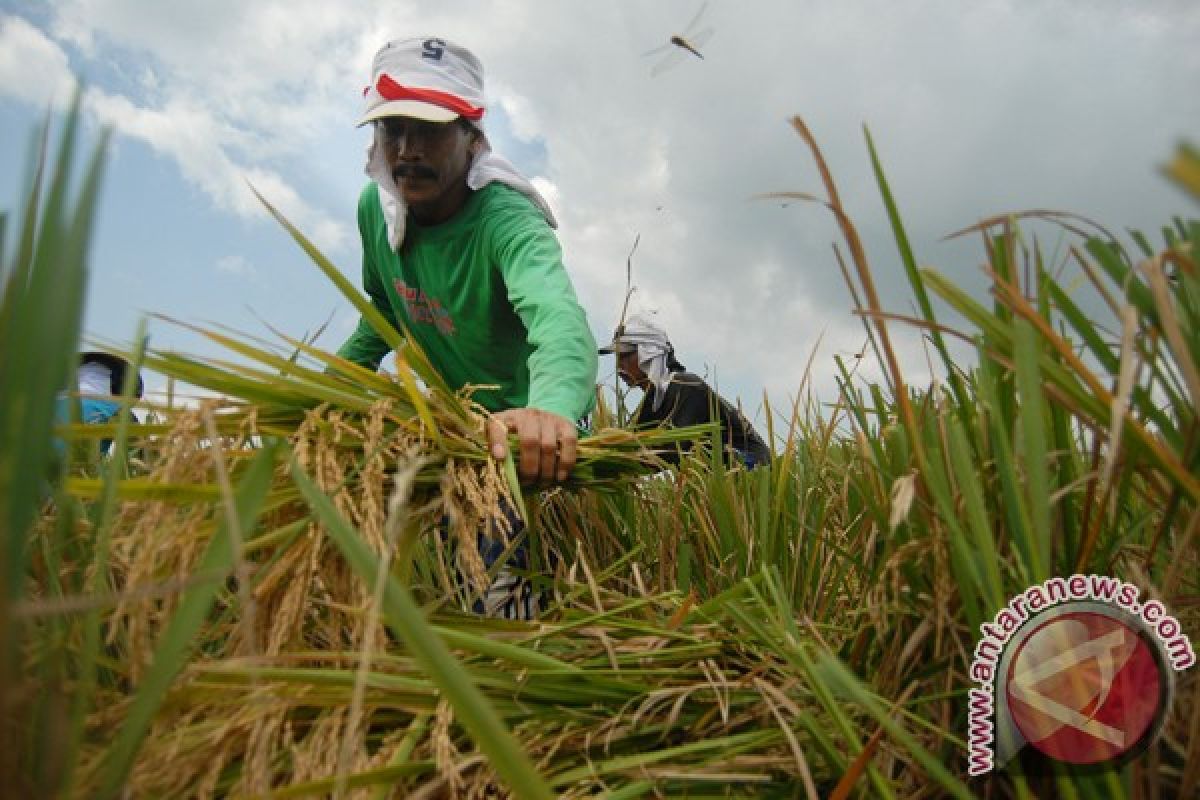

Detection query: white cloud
xmin=79 ymin=91 xmax=352 ymax=253
xmin=239 ymin=168 xmax=351 ymax=254
xmin=215 ymin=254 xmax=256 ymax=278
xmin=530 ymin=176 xmax=560 ymax=222
xmin=3 ymin=5 xmax=354 ymax=255
xmin=493 ymin=86 xmax=546 ymax=145
xmin=0 ymin=15 xmax=75 ymax=106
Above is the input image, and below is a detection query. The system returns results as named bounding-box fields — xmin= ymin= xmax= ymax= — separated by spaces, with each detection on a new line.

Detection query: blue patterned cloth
xmin=54 ymin=395 xmax=122 ymax=455
xmin=446 ymin=500 xmax=543 ymax=620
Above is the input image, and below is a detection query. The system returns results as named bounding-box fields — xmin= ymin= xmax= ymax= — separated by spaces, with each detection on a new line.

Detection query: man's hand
xmin=487 ymin=408 xmax=578 ymax=485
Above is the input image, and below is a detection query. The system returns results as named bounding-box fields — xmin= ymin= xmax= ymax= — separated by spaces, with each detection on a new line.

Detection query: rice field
xmin=2 ymin=100 xmax=1197 ymax=798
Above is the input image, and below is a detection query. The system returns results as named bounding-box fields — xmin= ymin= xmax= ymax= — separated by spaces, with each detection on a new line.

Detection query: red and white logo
xmin=1004 ymin=608 xmax=1166 ymax=765
xmin=967 ymin=576 xmax=1193 ymax=776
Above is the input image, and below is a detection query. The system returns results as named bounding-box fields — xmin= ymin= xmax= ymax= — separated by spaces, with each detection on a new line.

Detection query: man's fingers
xmin=487 ymin=409 xmax=577 ymax=485
xmin=518 ymin=420 xmax=541 ymax=485
xmin=557 ymin=425 xmax=577 ymax=483
xmin=487 ymin=415 xmax=510 ymax=460
xmin=539 ymin=424 xmax=559 ymax=484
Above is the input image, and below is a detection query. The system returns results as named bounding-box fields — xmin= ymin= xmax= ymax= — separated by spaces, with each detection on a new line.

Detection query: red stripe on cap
xmin=375 ymin=74 xmax=484 ymax=120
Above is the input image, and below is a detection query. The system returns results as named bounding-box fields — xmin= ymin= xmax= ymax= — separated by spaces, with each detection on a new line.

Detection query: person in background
xmin=600 ymin=314 xmax=772 ymax=469
xmin=336 ymin=36 xmax=597 ymax=618
xmin=55 ymin=351 xmax=144 ymax=456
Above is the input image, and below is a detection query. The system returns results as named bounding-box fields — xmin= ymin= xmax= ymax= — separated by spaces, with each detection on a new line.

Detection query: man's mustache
xmin=394 ymin=165 xmax=437 ymax=181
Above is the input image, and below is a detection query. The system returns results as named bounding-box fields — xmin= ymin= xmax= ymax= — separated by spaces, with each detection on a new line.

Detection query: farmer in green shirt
xmin=339 ymin=36 xmax=596 ymax=483
xmin=338 ymin=37 xmax=597 ymax=617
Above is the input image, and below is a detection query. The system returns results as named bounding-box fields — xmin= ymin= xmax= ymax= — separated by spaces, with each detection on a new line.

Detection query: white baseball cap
xmin=358 ymin=37 xmax=486 ymax=127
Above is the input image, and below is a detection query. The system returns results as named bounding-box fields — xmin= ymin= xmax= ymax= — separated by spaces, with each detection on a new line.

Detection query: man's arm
xmin=336 ymin=305 xmax=393 ymax=371
xmin=486 ymin=194 xmax=597 ymax=484
xmin=491 ymin=206 xmax=597 ymax=423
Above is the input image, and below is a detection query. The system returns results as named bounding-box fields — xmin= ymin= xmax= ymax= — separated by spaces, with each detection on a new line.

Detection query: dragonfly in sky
xmin=643 ymin=2 xmax=714 ymax=77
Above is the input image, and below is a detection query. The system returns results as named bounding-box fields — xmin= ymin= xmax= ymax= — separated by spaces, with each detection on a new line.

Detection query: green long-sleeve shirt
xmin=338 ymin=182 xmax=597 ymax=421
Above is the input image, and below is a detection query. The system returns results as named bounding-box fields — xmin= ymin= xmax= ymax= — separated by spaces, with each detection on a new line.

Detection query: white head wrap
xmin=609 ymin=313 xmax=677 ymax=412
xmin=77 ymin=361 xmax=113 ymax=397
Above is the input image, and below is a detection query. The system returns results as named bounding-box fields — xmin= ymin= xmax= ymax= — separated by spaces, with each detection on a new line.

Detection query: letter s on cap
xmin=422 ymin=39 xmax=446 ymax=60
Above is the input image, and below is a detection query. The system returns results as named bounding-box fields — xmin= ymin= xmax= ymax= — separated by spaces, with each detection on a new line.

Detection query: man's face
xmin=377 ymin=116 xmax=480 ymax=224
xmin=616 ymin=349 xmax=645 ymax=387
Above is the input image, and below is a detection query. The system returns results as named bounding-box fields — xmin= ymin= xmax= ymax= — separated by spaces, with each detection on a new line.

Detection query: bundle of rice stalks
xmin=85 ymin=569 xmax=937 ymax=797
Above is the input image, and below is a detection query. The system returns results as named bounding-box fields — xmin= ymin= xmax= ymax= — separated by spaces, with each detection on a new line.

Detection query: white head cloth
xmin=77 ymin=361 xmax=112 ymax=397
xmin=615 ymin=313 xmax=676 ymax=412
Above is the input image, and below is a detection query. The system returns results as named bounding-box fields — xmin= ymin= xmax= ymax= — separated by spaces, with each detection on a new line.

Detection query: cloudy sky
xmin=1 ymin=1 xmax=1197 ymax=422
